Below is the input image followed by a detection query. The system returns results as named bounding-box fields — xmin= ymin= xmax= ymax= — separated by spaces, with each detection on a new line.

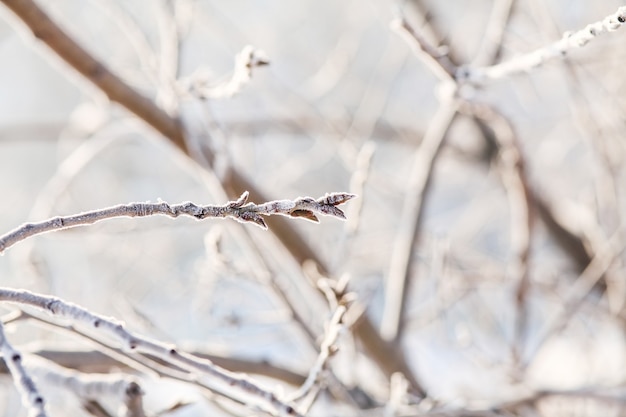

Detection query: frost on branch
xmin=0 ymin=288 xmax=302 ymax=417
xmin=0 ymin=322 xmax=47 ymax=417
xmin=0 ymin=192 xmax=355 ymax=253
xmin=178 ymin=45 xmax=270 ymax=99
xmin=457 ymin=5 xmax=626 ymax=83
xmin=230 ymin=191 xmax=357 ymax=229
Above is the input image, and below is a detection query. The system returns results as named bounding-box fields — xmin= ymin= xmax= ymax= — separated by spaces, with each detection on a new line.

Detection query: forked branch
xmin=0 ymin=288 xmax=302 ymax=417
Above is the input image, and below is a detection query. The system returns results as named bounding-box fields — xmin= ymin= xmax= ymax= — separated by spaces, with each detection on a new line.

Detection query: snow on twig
xmin=28 ymin=357 xmax=145 ymax=417
xmin=0 ymin=321 xmax=47 ymax=417
xmin=179 ymin=45 xmax=270 ymax=99
xmin=0 ymin=288 xmax=302 ymax=417
xmin=0 ymin=192 xmax=356 ymax=254
xmin=458 ymin=6 xmax=626 ymax=83
xmin=286 ymin=275 xmax=355 ymax=405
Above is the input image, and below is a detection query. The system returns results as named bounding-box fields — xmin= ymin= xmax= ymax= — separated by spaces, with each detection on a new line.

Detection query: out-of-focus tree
xmin=0 ymin=1 xmax=626 ymax=416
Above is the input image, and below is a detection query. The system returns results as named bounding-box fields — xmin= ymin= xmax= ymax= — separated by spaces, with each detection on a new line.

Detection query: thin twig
xmin=2 ymin=347 xmax=307 ymax=388
xmin=13 ymin=310 xmax=160 ymax=378
xmin=390 ymin=17 xmax=456 ymax=83
xmin=393 ymin=386 xmax=626 ymax=416
xmin=154 ymin=0 xmax=183 ymax=114
xmin=88 ymin=0 xmax=160 ymax=87
xmin=529 ymin=0 xmax=624 ymax=306
xmin=384 ymin=373 xmax=411 ymax=417
xmin=179 ymin=45 xmax=270 ymax=100
xmin=27 ymin=357 xmax=146 ymax=417
xmin=332 ymin=141 xmax=376 ymax=271
xmin=19 ymin=311 xmax=286 ymax=407
xmin=458 ymin=6 xmax=626 ymax=83
xmin=382 ymin=13 xmax=462 ymax=344
xmin=471 ymin=0 xmax=517 ymax=66
xmin=526 ymin=224 xmax=626 ymax=366
xmin=0 ymin=288 xmax=302 ymax=417
xmin=0 ymin=321 xmax=47 ymax=417
xmin=0 ymin=192 xmax=355 ymax=254
xmin=0 ymin=0 xmax=429 ymax=399
xmin=381 ymin=6 xmax=520 ymax=346
xmin=380 ymin=103 xmax=458 ymax=343
xmin=286 ymin=305 xmax=347 ymax=404
xmin=460 ymin=102 xmax=532 ymax=363
xmin=0 ymin=0 xmax=188 ymax=151
xmin=405 ymin=1 xmax=600 ymax=293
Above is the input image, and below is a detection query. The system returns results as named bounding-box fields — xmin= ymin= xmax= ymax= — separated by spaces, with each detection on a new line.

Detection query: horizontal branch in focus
xmin=0 ymin=192 xmax=355 ymax=254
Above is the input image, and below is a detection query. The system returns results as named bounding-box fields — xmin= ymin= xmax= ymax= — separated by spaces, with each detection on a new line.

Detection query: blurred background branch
xmin=0 ymin=0 xmax=625 ymax=416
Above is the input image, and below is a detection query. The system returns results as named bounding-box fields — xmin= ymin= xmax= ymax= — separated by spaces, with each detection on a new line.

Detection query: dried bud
xmin=319 ymin=205 xmax=346 ymax=219
xmin=228 ymin=192 xmax=249 ymax=209
xmin=238 ymin=210 xmax=267 ymax=229
xmin=317 ymin=193 xmax=356 ymax=207
xmin=290 ymin=210 xmax=319 ymax=223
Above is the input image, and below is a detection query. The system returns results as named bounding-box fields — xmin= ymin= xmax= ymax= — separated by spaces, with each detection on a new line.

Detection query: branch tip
xmin=229 ymin=191 xmax=249 ymax=208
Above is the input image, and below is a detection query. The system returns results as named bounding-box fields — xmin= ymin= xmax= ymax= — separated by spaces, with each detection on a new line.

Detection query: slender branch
xmin=381 ymin=5 xmax=518 ymax=346
xmin=0 ymin=0 xmax=188 ymax=152
xmin=286 ymin=305 xmax=347 ymax=404
xmin=18 ymin=309 xmax=299 ymax=405
xmin=460 ymin=102 xmax=532 ymax=362
xmin=88 ymin=0 xmax=160 ymax=87
xmin=471 ymin=0 xmax=517 ymax=66
xmin=179 ymin=45 xmax=270 ymax=100
xmin=458 ymin=6 xmax=626 ymax=83
xmin=0 ymin=0 xmax=428 ymax=400
xmin=228 ymin=178 xmax=429 ymax=399
xmin=380 ymin=103 xmax=458 ymax=343
xmin=13 ymin=348 xmax=307 ymax=387
xmin=28 ymin=357 xmax=145 ymax=417
xmin=397 ymin=386 xmax=626 ymax=416
xmin=285 ymin=276 xmax=354 ymax=408
xmin=402 ymin=3 xmax=597 ymax=290
xmin=0 ymin=192 xmax=355 ymax=254
xmin=390 ymin=17 xmax=456 ymax=83
xmin=14 ymin=310 xmax=160 ymax=379
xmin=382 ymin=13 xmax=463 ymax=344
xmin=0 ymin=321 xmax=47 ymax=417
xmin=0 ymin=288 xmax=302 ymax=417
xmin=527 ymin=224 xmax=626 ymax=364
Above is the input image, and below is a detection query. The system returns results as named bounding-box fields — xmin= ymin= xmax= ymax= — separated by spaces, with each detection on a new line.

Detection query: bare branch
xmin=528 ymin=224 xmax=626 ymax=363
xmin=0 ymin=288 xmax=302 ymax=417
xmin=180 ymin=45 xmax=270 ymax=99
xmin=286 ymin=305 xmax=347 ymax=404
xmin=0 ymin=192 xmax=355 ymax=254
xmin=0 ymin=0 xmax=188 ymax=152
xmin=0 ymin=321 xmax=47 ymax=417
xmin=0 ymin=1 xmax=418 ymax=400
xmin=285 ymin=275 xmax=355 ymax=409
xmin=458 ymin=6 xmax=626 ymax=83
xmin=27 ymin=357 xmax=145 ymax=417
xmin=380 ymin=103 xmax=458 ymax=343
xmin=460 ymin=102 xmax=533 ymax=363
xmin=390 ymin=17 xmax=456 ymax=83
xmin=471 ymin=0 xmax=517 ymax=66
